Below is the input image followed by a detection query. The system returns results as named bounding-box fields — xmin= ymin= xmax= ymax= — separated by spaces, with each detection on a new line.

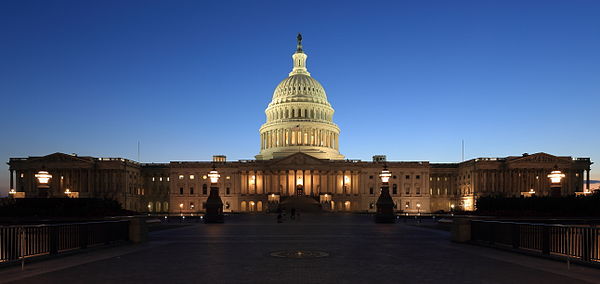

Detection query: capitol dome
xmin=256 ymin=34 xmax=344 ymax=160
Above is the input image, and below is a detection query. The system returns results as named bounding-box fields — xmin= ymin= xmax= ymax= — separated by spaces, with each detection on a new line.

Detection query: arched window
xmin=257 ymin=201 xmax=263 ymax=212
xmin=241 ymin=201 xmax=247 ymax=212
xmin=163 ymin=202 xmax=169 ymax=212
xmin=155 ymin=201 xmax=161 ymax=212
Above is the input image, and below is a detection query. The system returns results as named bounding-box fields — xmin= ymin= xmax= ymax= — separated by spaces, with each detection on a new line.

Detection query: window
xmin=416 ymin=187 xmax=421 ymax=195
xmin=190 ymin=187 xmax=194 ymax=195
xmin=369 ymin=187 xmax=374 ymax=195
xmin=226 ymin=187 xmax=230 ymax=195
xmin=179 ymin=175 xmax=184 ymax=180
xmin=159 ymin=177 xmax=163 ymax=182
xmin=179 ymin=187 xmax=183 ymax=195
xmin=152 ymin=177 xmax=155 ymax=182
xmin=202 ymin=184 xmax=208 ymax=195
xmin=190 ymin=175 xmax=195 ymax=180
xmin=369 ymin=175 xmax=373 ymax=179
xmin=416 ymin=175 xmax=420 ymax=179
xmin=392 ymin=184 xmax=398 ymax=194
xmin=405 ymin=175 xmax=410 ymax=179
xmin=190 ymin=202 xmax=195 ymax=210
xmin=393 ymin=175 xmax=397 ymax=179
xmin=167 ymin=177 xmax=170 ymax=181
xmin=405 ymin=185 xmax=410 ymax=195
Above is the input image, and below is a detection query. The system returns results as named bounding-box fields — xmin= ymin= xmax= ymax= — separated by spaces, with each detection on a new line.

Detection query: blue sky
xmin=1 ymin=0 xmax=599 ymax=195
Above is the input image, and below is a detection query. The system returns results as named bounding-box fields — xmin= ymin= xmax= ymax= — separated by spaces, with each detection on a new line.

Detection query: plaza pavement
xmin=1 ymin=214 xmax=600 ymax=284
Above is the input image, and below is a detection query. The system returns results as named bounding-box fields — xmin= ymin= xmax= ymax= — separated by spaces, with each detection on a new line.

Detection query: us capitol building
xmin=7 ymin=35 xmax=593 ymax=214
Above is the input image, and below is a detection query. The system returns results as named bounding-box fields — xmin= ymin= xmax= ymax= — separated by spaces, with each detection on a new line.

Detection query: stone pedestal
xmin=451 ymin=218 xmax=471 ymax=243
xmin=204 ymin=186 xmax=224 ymax=223
xmin=128 ymin=217 xmax=148 ymax=243
xmin=375 ymin=184 xmax=395 ymax=223
xmin=550 ymin=185 xmax=561 ymax=197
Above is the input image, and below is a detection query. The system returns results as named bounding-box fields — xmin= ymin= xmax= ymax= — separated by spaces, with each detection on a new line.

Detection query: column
xmin=9 ymin=169 xmax=14 ymax=191
xmin=586 ymin=169 xmax=591 ymax=192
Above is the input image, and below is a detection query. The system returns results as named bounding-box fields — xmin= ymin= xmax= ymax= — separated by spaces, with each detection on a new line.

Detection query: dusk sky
xmin=1 ymin=0 xmax=599 ymax=195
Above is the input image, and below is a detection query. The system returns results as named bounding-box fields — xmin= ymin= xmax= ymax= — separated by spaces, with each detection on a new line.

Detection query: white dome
xmin=256 ymin=34 xmax=343 ymax=161
xmin=270 ymin=74 xmax=330 ymax=107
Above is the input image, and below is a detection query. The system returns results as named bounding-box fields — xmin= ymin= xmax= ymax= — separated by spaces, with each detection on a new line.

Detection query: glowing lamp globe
xmin=547 ymin=169 xmax=565 ymax=184
xmin=208 ymin=169 xmax=220 ymax=183
xmin=379 ymin=168 xmax=392 ymax=183
xmin=35 ymin=170 xmax=52 ymax=184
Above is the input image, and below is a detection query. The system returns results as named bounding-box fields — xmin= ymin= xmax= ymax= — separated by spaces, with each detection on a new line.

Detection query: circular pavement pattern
xmin=269 ymin=250 xmax=330 ymax=258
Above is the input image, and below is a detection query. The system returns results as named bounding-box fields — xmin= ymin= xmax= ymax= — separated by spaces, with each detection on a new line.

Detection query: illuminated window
xmin=167 ymin=177 xmax=170 ymax=181
xmin=202 ymin=175 xmax=207 ymax=180
xmin=226 ymin=176 xmax=231 ymax=180
xmin=159 ymin=177 xmax=163 ymax=182
xmin=179 ymin=175 xmax=184 ymax=180
xmin=190 ymin=175 xmax=195 ymax=180
xmin=152 ymin=177 xmax=155 ymax=182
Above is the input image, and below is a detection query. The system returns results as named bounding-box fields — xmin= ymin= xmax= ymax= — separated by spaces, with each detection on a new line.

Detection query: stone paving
xmin=3 ymin=214 xmax=600 ymax=284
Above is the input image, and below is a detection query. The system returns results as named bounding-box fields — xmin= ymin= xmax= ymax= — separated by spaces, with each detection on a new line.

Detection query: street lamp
xmin=417 ymin=203 xmax=421 ymax=215
xmin=35 ymin=170 xmax=52 ymax=198
xmin=204 ymin=166 xmax=224 ymax=223
xmin=375 ymin=165 xmax=395 ymax=223
xmin=405 ymin=204 xmax=409 ymax=216
xmin=547 ymin=166 xmax=565 ymax=197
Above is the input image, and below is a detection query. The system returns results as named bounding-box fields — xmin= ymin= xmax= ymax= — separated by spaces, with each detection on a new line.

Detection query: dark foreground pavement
xmin=2 ymin=214 xmax=600 ymax=284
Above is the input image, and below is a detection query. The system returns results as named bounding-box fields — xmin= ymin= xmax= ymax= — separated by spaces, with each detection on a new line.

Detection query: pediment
xmin=508 ymin=152 xmax=568 ymax=164
xmin=270 ymin=152 xmax=328 ymax=166
xmin=31 ymin=152 xmax=94 ymax=164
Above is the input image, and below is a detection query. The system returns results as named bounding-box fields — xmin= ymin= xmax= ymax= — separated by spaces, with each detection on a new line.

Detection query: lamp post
xmin=35 ymin=170 xmax=52 ymax=198
xmin=450 ymin=204 xmax=455 ymax=216
xmin=204 ymin=167 xmax=224 ymax=223
xmin=548 ymin=166 xmax=565 ymax=197
xmin=375 ymin=165 xmax=395 ymax=223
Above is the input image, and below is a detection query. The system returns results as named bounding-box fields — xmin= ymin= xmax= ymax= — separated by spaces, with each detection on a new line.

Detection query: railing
xmin=471 ymin=220 xmax=600 ymax=265
xmin=0 ymin=221 xmax=129 ymax=264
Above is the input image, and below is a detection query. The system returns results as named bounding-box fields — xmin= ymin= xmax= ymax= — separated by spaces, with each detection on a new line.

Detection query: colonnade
xmin=238 ymin=169 xmax=359 ymax=196
xmin=475 ymin=168 xmax=590 ymax=196
xmin=260 ymin=128 xmax=339 ymax=150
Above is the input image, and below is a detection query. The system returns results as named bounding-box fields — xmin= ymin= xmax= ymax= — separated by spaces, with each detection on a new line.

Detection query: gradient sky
xmin=1 ymin=0 xmax=599 ymax=196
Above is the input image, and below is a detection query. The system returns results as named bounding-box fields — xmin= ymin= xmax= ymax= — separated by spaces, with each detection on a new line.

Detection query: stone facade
xmin=7 ymin=152 xmax=591 ymax=214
